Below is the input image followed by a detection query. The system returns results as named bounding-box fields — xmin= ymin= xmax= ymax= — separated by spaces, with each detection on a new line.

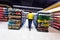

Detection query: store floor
xmin=0 ymin=19 xmax=60 ymax=40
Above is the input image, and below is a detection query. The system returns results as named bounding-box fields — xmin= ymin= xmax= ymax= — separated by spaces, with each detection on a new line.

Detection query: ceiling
xmin=0 ymin=0 xmax=59 ymax=8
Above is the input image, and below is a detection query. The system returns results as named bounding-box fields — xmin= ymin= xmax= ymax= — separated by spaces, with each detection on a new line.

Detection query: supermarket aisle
xmin=0 ymin=21 xmax=60 ymax=40
xmin=20 ymin=19 xmax=37 ymax=32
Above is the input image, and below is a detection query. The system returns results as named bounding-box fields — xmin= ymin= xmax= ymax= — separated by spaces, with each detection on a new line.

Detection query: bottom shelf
xmin=36 ymin=27 xmax=48 ymax=32
xmin=0 ymin=18 xmax=8 ymax=22
xmin=51 ymin=27 xmax=60 ymax=31
xmin=51 ymin=25 xmax=60 ymax=31
xmin=49 ymin=27 xmax=60 ymax=33
xmin=8 ymin=26 xmax=21 ymax=30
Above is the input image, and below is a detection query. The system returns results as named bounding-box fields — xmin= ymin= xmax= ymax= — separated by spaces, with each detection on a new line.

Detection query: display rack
xmin=0 ymin=6 xmax=8 ymax=21
xmin=51 ymin=11 xmax=60 ymax=31
xmin=8 ymin=9 xmax=22 ymax=30
xmin=46 ymin=6 xmax=60 ymax=31
xmin=36 ymin=11 xmax=51 ymax=32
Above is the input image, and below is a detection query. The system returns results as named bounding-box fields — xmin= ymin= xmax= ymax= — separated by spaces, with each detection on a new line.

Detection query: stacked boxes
xmin=51 ymin=11 xmax=60 ymax=30
xmin=8 ymin=9 xmax=22 ymax=30
xmin=0 ymin=7 xmax=8 ymax=21
xmin=37 ymin=11 xmax=51 ymax=32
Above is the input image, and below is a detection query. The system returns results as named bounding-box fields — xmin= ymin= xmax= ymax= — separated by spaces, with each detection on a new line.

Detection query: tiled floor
xmin=0 ymin=19 xmax=60 ymax=40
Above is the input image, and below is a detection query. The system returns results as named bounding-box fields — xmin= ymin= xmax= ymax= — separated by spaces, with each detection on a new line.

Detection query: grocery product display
xmin=0 ymin=6 xmax=8 ymax=21
xmin=51 ymin=11 xmax=60 ymax=31
xmin=8 ymin=9 xmax=22 ymax=30
xmin=36 ymin=11 xmax=51 ymax=32
xmin=0 ymin=4 xmax=59 ymax=32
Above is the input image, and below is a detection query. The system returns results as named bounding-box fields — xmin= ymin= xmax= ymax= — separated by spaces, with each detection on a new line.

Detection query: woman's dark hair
xmin=29 ymin=11 xmax=32 ymax=13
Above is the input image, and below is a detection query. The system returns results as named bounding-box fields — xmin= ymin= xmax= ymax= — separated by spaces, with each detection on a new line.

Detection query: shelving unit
xmin=36 ymin=11 xmax=51 ymax=32
xmin=41 ymin=1 xmax=60 ymax=31
xmin=46 ymin=6 xmax=60 ymax=31
xmin=51 ymin=11 xmax=60 ymax=31
xmin=8 ymin=9 xmax=22 ymax=30
xmin=0 ymin=4 xmax=11 ymax=22
xmin=0 ymin=6 xmax=8 ymax=21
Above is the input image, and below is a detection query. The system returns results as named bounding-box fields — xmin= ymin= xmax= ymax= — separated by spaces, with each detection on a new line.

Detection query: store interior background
xmin=0 ymin=0 xmax=60 ymax=40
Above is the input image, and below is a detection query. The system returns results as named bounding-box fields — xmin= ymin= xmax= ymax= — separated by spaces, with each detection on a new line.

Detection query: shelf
xmin=9 ymin=16 xmax=22 ymax=18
